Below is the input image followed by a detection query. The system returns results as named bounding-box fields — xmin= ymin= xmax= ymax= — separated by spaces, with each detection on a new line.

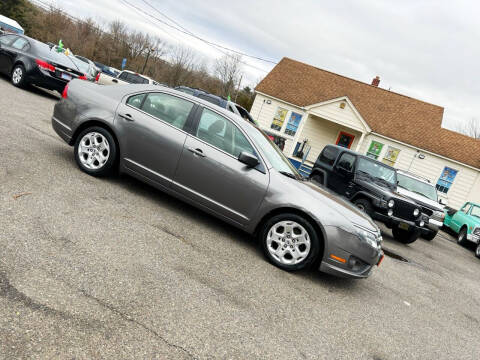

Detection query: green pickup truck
xmin=444 ymin=201 xmax=480 ymax=258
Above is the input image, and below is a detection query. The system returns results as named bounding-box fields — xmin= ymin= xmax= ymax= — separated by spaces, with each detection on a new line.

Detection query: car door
xmin=451 ymin=203 xmax=471 ymax=233
xmin=0 ymin=34 xmax=18 ymax=74
xmin=172 ymin=107 xmax=269 ymax=225
xmin=328 ymin=152 xmax=356 ymax=196
xmin=116 ymin=91 xmax=197 ymax=190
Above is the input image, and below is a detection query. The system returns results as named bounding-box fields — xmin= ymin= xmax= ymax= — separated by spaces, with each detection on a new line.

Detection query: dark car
xmin=51 ymin=81 xmax=384 ymax=278
xmin=175 ymin=86 xmax=258 ymax=126
xmin=0 ymin=34 xmax=87 ymax=92
xmin=309 ymin=145 xmax=429 ymax=244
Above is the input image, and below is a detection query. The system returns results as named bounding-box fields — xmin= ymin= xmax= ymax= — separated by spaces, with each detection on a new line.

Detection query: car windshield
xmin=356 ymin=157 xmax=396 ymax=185
xmin=397 ymin=173 xmax=438 ymax=201
xmin=243 ymin=125 xmax=300 ymax=178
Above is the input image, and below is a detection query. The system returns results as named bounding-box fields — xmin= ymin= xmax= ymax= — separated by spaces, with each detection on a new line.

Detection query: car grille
xmin=421 ymin=206 xmax=434 ymax=216
xmin=393 ymin=200 xmax=418 ymax=221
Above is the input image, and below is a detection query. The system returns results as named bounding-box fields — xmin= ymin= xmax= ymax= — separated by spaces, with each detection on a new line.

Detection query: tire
xmin=259 ymin=213 xmax=321 ymax=271
xmin=392 ymin=227 xmax=419 ymax=244
xmin=457 ymin=227 xmax=468 ymax=246
xmin=475 ymin=243 xmax=480 ymax=259
xmin=353 ymin=198 xmax=373 ymax=217
xmin=74 ymin=126 xmax=117 ymax=177
xmin=311 ymin=173 xmax=324 ymax=186
xmin=11 ymin=64 xmax=27 ymax=88
xmin=422 ymin=230 xmax=437 ymax=241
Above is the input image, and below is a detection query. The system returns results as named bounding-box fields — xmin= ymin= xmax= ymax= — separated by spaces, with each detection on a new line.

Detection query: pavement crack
xmin=79 ymin=289 xmax=196 ymax=359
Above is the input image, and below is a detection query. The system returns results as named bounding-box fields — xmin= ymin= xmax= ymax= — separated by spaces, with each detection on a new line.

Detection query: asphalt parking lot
xmin=1 ymin=77 xmax=479 ymax=360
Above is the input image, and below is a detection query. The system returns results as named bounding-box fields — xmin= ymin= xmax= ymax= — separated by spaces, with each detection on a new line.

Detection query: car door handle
xmin=188 ymin=147 xmax=206 ymax=157
xmin=119 ymin=113 xmax=134 ymax=121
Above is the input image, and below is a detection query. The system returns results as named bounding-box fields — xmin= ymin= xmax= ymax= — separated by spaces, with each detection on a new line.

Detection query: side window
xmin=318 ymin=146 xmax=338 ymax=166
xmin=196 ymin=108 xmax=254 ymax=157
xmin=460 ymin=204 xmax=471 ymax=213
xmin=0 ymin=34 xmax=17 ymax=45
xmin=126 ymin=93 xmax=145 ymax=109
xmin=471 ymin=206 xmax=480 ymax=217
xmin=142 ymin=93 xmax=194 ymax=130
xmin=118 ymin=72 xmax=129 ymax=81
xmin=337 ymin=152 xmax=355 ymax=172
xmin=11 ymin=37 xmax=29 ymax=50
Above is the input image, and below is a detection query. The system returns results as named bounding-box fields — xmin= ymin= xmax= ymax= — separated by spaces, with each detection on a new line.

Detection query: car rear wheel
xmin=457 ymin=227 xmax=467 ymax=246
xmin=74 ymin=127 xmax=117 ymax=177
xmin=392 ymin=227 xmax=419 ymax=244
xmin=422 ymin=230 xmax=437 ymax=241
xmin=11 ymin=64 xmax=26 ymax=88
xmin=260 ymin=213 xmax=321 ymax=271
xmin=475 ymin=243 xmax=480 ymax=259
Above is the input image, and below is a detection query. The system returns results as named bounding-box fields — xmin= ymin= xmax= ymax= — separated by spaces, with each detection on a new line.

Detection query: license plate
xmin=398 ymin=222 xmax=410 ymax=230
xmin=61 ymin=73 xmax=72 ymax=81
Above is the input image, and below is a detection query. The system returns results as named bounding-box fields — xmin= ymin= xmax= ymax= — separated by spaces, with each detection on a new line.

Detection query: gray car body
xmin=52 ymin=80 xmax=383 ymax=278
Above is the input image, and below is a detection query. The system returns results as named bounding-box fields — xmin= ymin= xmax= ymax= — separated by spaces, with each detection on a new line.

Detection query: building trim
xmin=255 ymin=91 xmax=306 ymax=111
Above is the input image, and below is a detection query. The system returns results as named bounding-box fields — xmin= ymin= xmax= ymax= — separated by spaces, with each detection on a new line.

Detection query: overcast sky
xmin=39 ymin=0 xmax=479 ymax=133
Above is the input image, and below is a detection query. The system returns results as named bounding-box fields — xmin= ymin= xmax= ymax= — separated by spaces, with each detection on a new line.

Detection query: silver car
xmin=52 ymin=80 xmax=384 ymax=278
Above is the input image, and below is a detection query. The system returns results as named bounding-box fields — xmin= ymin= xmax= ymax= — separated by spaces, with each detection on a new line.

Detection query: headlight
xmin=473 ymin=227 xmax=480 ymax=236
xmin=413 ymin=209 xmax=420 ymax=217
xmin=388 ymin=199 xmax=395 ymax=208
xmin=354 ymin=225 xmax=381 ymax=250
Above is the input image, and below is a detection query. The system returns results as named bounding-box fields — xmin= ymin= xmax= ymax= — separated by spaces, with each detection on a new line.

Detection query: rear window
xmin=0 ymin=34 xmax=17 ymax=45
xmin=318 ymin=146 xmax=338 ymax=166
xmin=126 ymin=73 xmax=149 ymax=84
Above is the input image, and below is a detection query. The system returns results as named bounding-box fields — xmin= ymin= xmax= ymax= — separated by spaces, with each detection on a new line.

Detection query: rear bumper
xmin=52 ymin=116 xmax=72 ymax=144
xmin=27 ymin=68 xmax=68 ymax=92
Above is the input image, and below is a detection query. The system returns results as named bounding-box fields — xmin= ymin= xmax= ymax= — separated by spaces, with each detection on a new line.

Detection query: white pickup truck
xmin=96 ymin=70 xmax=158 ymax=86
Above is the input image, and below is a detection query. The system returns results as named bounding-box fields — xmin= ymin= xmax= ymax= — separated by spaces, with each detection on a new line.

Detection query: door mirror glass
xmin=238 ymin=151 xmax=259 ymax=168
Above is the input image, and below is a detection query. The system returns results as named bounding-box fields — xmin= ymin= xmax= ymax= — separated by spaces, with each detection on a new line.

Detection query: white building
xmin=253 ymin=58 xmax=480 ymax=209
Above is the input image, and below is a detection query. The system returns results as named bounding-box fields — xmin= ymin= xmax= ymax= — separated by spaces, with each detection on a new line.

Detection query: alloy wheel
xmin=12 ymin=67 xmax=23 ymax=84
xmin=266 ymin=220 xmax=311 ymax=265
xmin=77 ymin=132 xmax=110 ymax=170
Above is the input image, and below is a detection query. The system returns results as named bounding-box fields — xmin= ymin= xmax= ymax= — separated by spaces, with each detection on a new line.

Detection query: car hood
xmin=355 ymin=176 xmax=417 ymax=205
xmin=396 ymin=187 xmax=443 ymax=212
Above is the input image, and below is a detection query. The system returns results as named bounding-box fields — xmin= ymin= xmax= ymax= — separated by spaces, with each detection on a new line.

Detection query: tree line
xmin=0 ymin=0 xmax=255 ymax=110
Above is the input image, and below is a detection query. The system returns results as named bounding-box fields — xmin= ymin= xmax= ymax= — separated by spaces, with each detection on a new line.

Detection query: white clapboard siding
xmin=308 ymin=99 xmax=367 ymax=133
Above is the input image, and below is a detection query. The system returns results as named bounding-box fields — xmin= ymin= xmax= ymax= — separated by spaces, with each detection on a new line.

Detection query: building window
xmin=366 ymin=140 xmax=384 ymax=159
xmin=382 ymin=146 xmax=400 ymax=166
xmin=284 ymin=112 xmax=302 ymax=136
xmin=436 ymin=167 xmax=458 ymax=193
xmin=271 ymin=107 xmax=288 ymax=131
xmin=336 ymin=131 xmax=355 ymax=149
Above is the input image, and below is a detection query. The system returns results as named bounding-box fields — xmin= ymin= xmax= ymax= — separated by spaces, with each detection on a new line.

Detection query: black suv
xmin=310 ymin=145 xmax=429 ymax=244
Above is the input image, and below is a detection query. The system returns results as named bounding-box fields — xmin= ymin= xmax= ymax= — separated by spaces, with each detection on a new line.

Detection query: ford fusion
xmin=52 ymin=80 xmax=384 ymax=278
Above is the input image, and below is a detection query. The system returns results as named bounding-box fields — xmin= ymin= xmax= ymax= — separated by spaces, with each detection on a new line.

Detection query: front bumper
xmin=319 ymin=226 xmax=383 ymax=279
xmin=372 ymin=211 xmax=427 ymax=232
xmin=426 ymin=218 xmax=443 ymax=232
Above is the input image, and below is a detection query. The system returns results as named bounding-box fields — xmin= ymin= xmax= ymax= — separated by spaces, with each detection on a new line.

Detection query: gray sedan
xmin=52 ymin=80 xmax=384 ymax=278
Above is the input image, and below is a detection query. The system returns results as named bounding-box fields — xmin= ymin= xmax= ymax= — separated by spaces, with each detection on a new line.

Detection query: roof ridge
xmin=281 ymin=57 xmax=444 ymax=110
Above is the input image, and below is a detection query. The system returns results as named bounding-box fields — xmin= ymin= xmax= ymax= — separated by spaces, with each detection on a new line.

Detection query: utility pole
xmin=142 ymin=47 xmax=155 ymax=74
xmin=234 ymin=74 xmax=243 ymax=102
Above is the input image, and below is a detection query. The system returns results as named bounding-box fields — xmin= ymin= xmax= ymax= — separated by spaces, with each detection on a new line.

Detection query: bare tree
xmin=167 ymin=45 xmax=196 ymax=87
xmin=461 ymin=118 xmax=480 ymax=139
xmin=214 ymin=54 xmax=243 ymax=98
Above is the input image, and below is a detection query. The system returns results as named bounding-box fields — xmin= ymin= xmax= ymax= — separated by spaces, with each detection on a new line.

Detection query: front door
xmin=116 ymin=91 xmax=196 ymax=190
xmin=336 ymin=131 xmax=355 ymax=149
xmin=328 ymin=152 xmax=356 ymax=196
xmin=452 ymin=203 xmax=471 ymax=233
xmin=173 ymin=107 xmax=269 ymax=225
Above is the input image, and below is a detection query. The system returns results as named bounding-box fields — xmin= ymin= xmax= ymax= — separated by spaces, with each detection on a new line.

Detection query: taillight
xmin=62 ymin=83 xmax=69 ymax=99
xmin=95 ymin=72 xmax=100 ymax=82
xmin=35 ymin=58 xmax=55 ymax=72
xmin=78 ymin=74 xmax=87 ymax=80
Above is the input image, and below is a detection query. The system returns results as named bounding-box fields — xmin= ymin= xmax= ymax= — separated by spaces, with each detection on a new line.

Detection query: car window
xmin=141 ymin=93 xmax=194 ymax=130
xmin=177 ymin=88 xmax=195 ymax=95
xmin=196 ymin=108 xmax=254 ymax=157
xmin=126 ymin=93 xmax=146 ymax=109
xmin=461 ymin=204 xmax=471 ymax=213
xmin=11 ymin=37 xmax=29 ymax=50
xmin=118 ymin=72 xmax=129 ymax=81
xmin=198 ymin=94 xmax=222 ymax=107
xmin=337 ymin=152 xmax=355 ymax=172
xmin=471 ymin=206 xmax=480 ymax=218
xmin=319 ymin=146 xmax=338 ymax=166
xmin=126 ymin=73 xmax=149 ymax=84
xmin=0 ymin=34 xmax=17 ymax=45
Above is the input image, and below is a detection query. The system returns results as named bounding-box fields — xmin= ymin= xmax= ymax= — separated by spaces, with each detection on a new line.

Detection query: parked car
xmin=0 ymin=33 xmax=87 ymax=92
xmin=175 ymin=86 xmax=258 ymax=126
xmin=94 ymin=61 xmax=119 ymax=77
xmin=443 ymin=202 xmax=480 ymax=253
xmin=51 ymin=80 xmax=384 ymax=278
xmin=396 ymin=170 xmax=445 ymax=240
xmin=96 ymin=69 xmax=158 ymax=86
xmin=309 ymin=145 xmax=429 ymax=244
xmin=74 ymin=55 xmax=100 ymax=82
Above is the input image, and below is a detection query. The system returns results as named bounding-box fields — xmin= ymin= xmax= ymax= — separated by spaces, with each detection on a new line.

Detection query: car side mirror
xmin=439 ymin=198 xmax=447 ymax=206
xmin=238 ymin=151 xmax=259 ymax=168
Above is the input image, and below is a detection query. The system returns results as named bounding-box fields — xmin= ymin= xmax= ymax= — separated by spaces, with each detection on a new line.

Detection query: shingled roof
xmin=256 ymin=57 xmax=480 ymax=169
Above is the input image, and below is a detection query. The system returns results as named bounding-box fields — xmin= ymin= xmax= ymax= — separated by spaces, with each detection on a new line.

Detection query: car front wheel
xmin=457 ymin=227 xmax=467 ymax=246
xmin=11 ymin=64 xmax=26 ymax=88
xmin=475 ymin=243 xmax=480 ymax=259
xmin=392 ymin=227 xmax=419 ymax=244
xmin=260 ymin=213 xmax=321 ymax=271
xmin=74 ymin=126 xmax=117 ymax=177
